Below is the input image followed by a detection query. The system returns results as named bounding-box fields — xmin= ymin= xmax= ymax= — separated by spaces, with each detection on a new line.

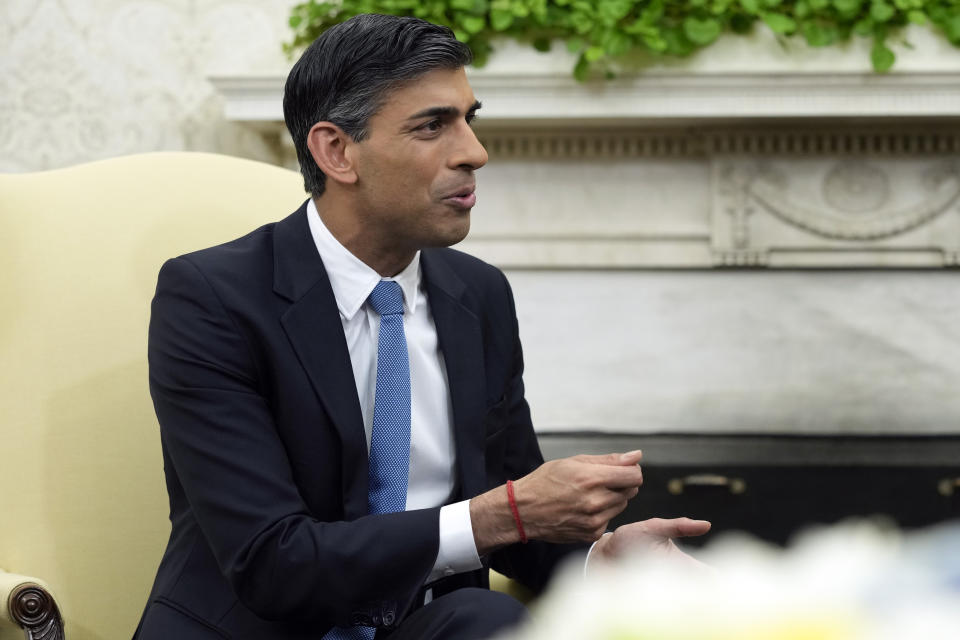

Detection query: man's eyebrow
xmin=406 ymin=100 xmax=482 ymax=121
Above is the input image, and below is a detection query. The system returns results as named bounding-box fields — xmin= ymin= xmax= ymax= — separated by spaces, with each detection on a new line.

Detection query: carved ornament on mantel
xmin=209 ymin=27 xmax=960 ymax=269
xmin=711 ymin=151 xmax=960 ymax=268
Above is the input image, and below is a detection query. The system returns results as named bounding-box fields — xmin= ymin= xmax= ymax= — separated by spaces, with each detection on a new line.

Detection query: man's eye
xmin=421 ymin=120 xmax=443 ymax=132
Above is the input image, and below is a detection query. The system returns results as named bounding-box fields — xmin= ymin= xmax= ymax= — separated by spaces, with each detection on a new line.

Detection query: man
xmin=136 ymin=14 xmax=709 ymax=640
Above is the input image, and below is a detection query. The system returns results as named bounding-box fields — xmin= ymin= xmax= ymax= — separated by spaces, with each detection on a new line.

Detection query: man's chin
xmin=426 ymin=217 xmax=471 ymax=248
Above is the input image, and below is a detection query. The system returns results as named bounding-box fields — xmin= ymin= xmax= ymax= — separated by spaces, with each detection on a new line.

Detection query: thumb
xmin=578 ymin=450 xmax=643 ymax=466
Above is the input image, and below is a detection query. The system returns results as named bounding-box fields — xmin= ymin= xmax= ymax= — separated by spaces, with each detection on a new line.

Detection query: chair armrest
xmin=490 ymin=569 xmax=535 ymax=605
xmin=0 ymin=571 xmax=64 ymax=640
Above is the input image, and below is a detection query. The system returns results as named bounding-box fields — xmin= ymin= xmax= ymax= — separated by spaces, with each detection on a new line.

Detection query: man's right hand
xmin=470 ymin=451 xmax=644 ymax=555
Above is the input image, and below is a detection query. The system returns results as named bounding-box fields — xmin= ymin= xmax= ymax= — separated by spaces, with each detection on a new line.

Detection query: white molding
xmin=208 ymin=28 xmax=960 ymax=270
xmin=210 ymin=26 xmax=960 ymax=124
xmin=468 ymin=71 xmax=960 ymax=121
xmin=210 ymin=76 xmax=286 ymax=122
xmin=210 ymin=70 xmax=960 ymax=124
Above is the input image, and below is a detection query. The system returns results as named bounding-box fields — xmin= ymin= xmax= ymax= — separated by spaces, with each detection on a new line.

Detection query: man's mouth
xmin=443 ymin=186 xmax=477 ymax=209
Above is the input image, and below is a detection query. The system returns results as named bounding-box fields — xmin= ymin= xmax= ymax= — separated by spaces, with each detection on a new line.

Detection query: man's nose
xmin=451 ymin=121 xmax=488 ymax=171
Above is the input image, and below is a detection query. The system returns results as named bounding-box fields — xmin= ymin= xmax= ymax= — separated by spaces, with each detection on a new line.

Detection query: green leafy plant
xmin=286 ymin=0 xmax=960 ymax=81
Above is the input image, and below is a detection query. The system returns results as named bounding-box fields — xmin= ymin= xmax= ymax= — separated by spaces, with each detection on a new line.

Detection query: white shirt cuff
xmin=584 ymin=532 xmax=613 ymax=578
xmin=427 ymin=500 xmax=482 ymax=583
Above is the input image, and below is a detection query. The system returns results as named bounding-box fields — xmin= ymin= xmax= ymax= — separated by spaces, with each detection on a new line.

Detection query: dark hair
xmin=283 ymin=14 xmax=473 ymax=196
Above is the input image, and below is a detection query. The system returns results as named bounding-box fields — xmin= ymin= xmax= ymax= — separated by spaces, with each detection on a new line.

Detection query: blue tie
xmin=366 ymin=280 xmax=412 ymax=516
xmin=325 ymin=280 xmax=411 ymax=640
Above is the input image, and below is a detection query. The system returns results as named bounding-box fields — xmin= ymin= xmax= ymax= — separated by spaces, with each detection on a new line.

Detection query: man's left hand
xmin=589 ymin=517 xmax=712 ymax=571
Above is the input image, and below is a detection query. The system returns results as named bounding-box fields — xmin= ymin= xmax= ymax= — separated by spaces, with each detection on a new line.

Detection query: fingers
xmin=577 ymin=450 xmax=643 ymax=466
xmin=640 ymin=517 xmax=712 ymax=539
xmin=583 ymin=486 xmax=635 ymax=515
xmin=580 ymin=502 xmax=629 ymax=541
xmin=592 ymin=463 xmax=644 ymax=489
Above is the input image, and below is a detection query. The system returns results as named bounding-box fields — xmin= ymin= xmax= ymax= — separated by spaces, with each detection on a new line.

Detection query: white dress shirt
xmin=306 ymin=199 xmax=482 ymax=584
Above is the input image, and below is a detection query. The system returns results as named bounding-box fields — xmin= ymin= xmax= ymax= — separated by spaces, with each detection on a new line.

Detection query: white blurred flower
xmin=496 ymin=520 xmax=960 ymax=640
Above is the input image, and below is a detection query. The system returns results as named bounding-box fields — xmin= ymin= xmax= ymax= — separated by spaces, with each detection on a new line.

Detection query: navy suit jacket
xmin=135 ymin=203 xmax=580 ymax=640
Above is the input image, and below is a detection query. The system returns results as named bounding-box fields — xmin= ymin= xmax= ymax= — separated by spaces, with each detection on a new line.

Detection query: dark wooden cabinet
xmin=539 ymin=433 xmax=960 ymax=547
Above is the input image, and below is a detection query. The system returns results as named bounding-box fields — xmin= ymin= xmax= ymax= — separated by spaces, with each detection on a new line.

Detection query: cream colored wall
xmin=0 ymin=0 xmax=298 ymax=172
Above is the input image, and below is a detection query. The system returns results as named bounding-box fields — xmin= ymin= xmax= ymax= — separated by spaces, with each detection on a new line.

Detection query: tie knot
xmin=368 ymin=280 xmax=404 ymax=317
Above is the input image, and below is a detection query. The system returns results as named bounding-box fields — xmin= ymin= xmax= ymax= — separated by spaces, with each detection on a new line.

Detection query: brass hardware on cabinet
xmin=667 ymin=474 xmax=746 ymax=495
xmin=937 ymin=477 xmax=960 ymax=497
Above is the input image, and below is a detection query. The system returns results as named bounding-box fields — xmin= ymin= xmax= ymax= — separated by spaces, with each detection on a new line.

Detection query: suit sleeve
xmin=486 ymin=269 xmax=589 ymax=593
xmin=148 ymin=256 xmax=438 ymax=627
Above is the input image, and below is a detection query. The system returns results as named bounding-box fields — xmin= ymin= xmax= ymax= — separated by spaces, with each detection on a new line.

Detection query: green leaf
xmin=762 ymin=12 xmax=797 ymax=33
xmin=730 ymin=13 xmax=755 ymax=33
xmin=565 ymin=36 xmax=585 ymax=52
xmin=471 ymin=40 xmax=492 ymax=66
xmin=459 ymin=14 xmax=486 ymax=33
xmin=906 ymin=9 xmax=925 ymax=25
xmin=808 ymin=0 xmax=829 ymax=9
xmin=853 ymin=17 xmax=874 ymax=35
xmin=740 ymin=0 xmax=760 ymax=14
xmin=683 ymin=16 xmax=722 ymax=45
xmin=571 ymin=12 xmax=594 ymax=33
xmin=573 ymin=54 xmax=589 ymax=81
xmin=532 ymin=37 xmax=551 ymax=51
xmin=833 ymin=0 xmax=861 ymax=14
xmin=661 ymin=26 xmax=695 ymax=55
xmin=870 ymin=41 xmax=895 ymax=71
xmin=802 ymin=21 xmax=837 ymax=46
xmin=642 ymin=32 xmax=669 ymax=52
xmin=511 ymin=1 xmax=529 ymax=17
xmin=597 ymin=0 xmax=632 ymax=23
xmin=490 ymin=8 xmax=513 ymax=30
xmin=795 ymin=1 xmax=810 ymax=18
xmin=604 ymin=31 xmax=632 ymax=55
xmin=584 ymin=45 xmax=605 ymax=62
xmin=870 ymin=1 xmax=895 ymax=23
xmin=624 ymin=19 xmax=656 ymax=36
xmin=763 ymin=0 xmax=782 ymax=6
xmin=641 ymin=1 xmax=665 ymax=22
xmin=945 ymin=15 xmax=960 ymax=44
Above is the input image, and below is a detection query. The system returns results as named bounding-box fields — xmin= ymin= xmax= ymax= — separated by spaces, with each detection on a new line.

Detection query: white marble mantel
xmin=211 ymin=28 xmax=960 ymax=436
xmin=210 ymin=28 xmax=960 ymax=271
xmin=211 ymin=27 xmax=960 ymax=124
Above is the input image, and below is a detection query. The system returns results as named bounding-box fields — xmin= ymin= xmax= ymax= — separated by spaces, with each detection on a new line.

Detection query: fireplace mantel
xmin=210 ymin=28 xmax=960 ymax=437
xmin=209 ymin=26 xmax=960 ymax=271
xmin=211 ymin=27 xmax=960 ymax=125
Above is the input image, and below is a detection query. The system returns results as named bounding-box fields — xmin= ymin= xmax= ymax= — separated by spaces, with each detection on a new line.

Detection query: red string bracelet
xmin=505 ymin=479 xmax=528 ymax=544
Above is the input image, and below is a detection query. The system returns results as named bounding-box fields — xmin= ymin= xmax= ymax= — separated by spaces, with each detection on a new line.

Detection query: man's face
xmin=348 ymin=67 xmax=487 ymax=253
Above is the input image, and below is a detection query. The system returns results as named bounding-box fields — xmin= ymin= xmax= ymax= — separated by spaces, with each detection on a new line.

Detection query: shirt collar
xmin=306 ymin=198 xmax=420 ymax=321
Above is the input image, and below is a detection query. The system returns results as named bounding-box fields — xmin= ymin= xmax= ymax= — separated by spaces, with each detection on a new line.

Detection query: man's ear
xmin=306 ymin=122 xmax=358 ymax=186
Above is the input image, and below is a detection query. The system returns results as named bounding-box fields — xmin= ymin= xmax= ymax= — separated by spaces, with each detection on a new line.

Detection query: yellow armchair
xmin=0 ymin=153 xmax=306 ymax=640
xmin=0 ymin=152 xmax=525 ymax=640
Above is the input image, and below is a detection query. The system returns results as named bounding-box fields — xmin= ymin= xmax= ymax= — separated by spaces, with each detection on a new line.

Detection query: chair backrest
xmin=0 ymin=152 xmax=306 ymax=640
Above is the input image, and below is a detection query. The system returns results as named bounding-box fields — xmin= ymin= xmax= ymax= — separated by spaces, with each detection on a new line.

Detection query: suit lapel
xmin=273 ymin=203 xmax=369 ymax=520
xmin=421 ymin=250 xmax=488 ymax=500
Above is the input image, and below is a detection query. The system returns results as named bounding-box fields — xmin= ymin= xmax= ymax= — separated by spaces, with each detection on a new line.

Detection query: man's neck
xmin=312 ymin=195 xmax=415 ymax=277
